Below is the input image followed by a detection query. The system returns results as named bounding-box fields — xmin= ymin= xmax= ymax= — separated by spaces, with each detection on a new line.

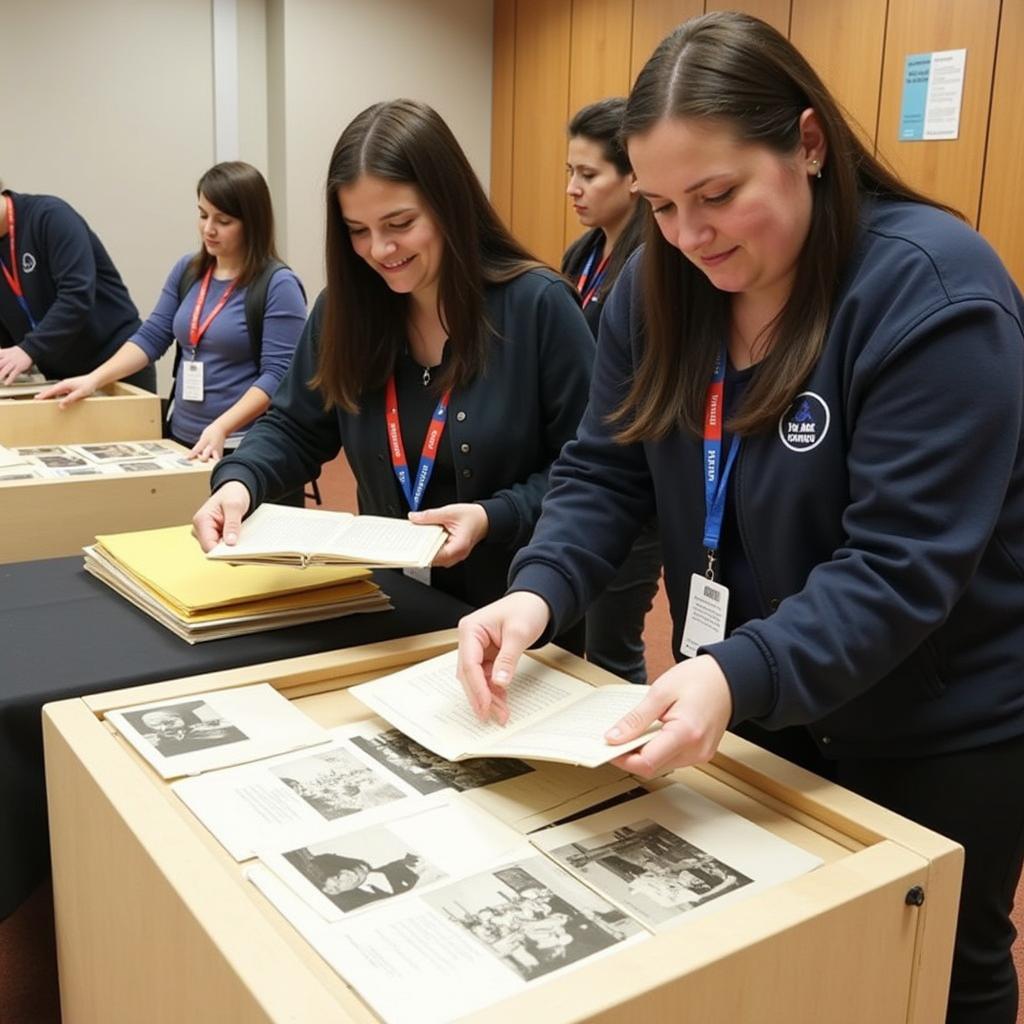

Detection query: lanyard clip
xmin=705 ymin=548 xmax=717 ymax=581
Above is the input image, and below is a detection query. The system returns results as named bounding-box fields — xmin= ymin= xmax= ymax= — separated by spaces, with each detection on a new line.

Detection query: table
xmin=0 ymin=555 xmax=471 ymax=919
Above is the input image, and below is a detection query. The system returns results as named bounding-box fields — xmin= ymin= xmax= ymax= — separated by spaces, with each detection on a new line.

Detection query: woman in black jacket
xmin=563 ymin=98 xmax=662 ymax=685
xmin=193 ymin=100 xmax=594 ymax=624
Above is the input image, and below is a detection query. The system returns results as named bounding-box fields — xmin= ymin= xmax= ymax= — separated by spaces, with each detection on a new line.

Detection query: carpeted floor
xmin=3 ymin=451 xmax=1019 ymax=1022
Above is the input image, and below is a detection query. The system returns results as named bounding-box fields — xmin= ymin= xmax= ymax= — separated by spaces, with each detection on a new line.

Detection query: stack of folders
xmin=84 ymin=524 xmax=392 ymax=643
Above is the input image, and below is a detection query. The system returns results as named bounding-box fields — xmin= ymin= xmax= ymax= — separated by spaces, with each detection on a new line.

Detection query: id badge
xmin=182 ymin=359 xmax=205 ymax=402
xmin=680 ymin=573 xmax=729 ymax=658
xmin=403 ymin=565 xmax=432 ymax=586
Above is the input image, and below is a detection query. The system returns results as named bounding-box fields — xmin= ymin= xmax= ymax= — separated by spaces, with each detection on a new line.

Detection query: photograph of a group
xmin=548 ymin=819 xmax=751 ymax=928
xmin=120 ymin=699 xmax=249 ymax=757
xmin=269 ymin=747 xmax=406 ymax=821
xmin=350 ymin=727 xmax=533 ymax=794
xmin=425 ymin=857 xmax=644 ymax=982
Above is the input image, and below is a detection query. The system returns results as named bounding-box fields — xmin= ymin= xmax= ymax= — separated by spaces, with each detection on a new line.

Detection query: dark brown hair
xmin=313 ymin=99 xmax=543 ymax=412
xmin=614 ymin=12 xmax=957 ymax=442
xmin=188 ymin=161 xmax=279 ymax=288
xmin=568 ymin=97 xmax=647 ymax=302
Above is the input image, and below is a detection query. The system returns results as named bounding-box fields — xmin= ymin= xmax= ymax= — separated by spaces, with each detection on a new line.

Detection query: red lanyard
xmin=188 ymin=266 xmax=238 ymax=351
xmin=385 ymin=375 xmax=451 ymax=512
xmin=577 ymin=249 xmax=611 ymax=308
xmin=1 ymin=195 xmax=36 ymax=328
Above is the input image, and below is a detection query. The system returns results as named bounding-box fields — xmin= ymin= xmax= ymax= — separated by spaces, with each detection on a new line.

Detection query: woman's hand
xmin=456 ymin=592 xmax=552 ymax=724
xmin=191 ymin=481 xmax=252 ymax=552
xmin=605 ymin=655 xmax=734 ymax=778
xmin=35 ymin=372 xmax=100 ymax=407
xmin=188 ymin=422 xmax=229 ymax=462
xmin=409 ymin=503 xmax=489 ymax=567
xmin=0 ymin=346 xmax=34 ymax=385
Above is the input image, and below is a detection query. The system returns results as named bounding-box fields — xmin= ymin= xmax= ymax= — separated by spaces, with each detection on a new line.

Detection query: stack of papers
xmin=84 ymin=524 xmax=391 ymax=642
xmin=0 ymin=371 xmax=51 ymax=399
xmin=206 ymin=503 xmax=447 ymax=569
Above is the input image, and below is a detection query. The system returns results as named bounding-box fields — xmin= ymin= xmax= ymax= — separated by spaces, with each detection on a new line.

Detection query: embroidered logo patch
xmin=21 ymin=252 xmax=36 ymax=273
xmin=779 ymin=391 xmax=830 ymax=452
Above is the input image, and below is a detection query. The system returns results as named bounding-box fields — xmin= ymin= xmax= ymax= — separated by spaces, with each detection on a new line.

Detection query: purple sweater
xmin=133 ymin=254 xmax=306 ymax=444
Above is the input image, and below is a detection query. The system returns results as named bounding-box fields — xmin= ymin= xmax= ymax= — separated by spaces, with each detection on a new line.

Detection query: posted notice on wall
xmin=899 ymin=49 xmax=967 ymax=141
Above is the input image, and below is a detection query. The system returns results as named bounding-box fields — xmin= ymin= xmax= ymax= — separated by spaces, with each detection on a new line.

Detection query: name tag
xmin=680 ymin=573 xmax=729 ymax=658
xmin=403 ymin=565 xmax=432 ymax=587
xmin=182 ymin=360 xmax=204 ymax=402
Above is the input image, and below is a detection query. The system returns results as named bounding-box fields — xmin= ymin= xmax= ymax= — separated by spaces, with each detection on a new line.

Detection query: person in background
xmin=563 ymin=98 xmax=662 ymax=685
xmin=0 ymin=178 xmax=153 ymax=391
xmin=192 ymin=100 xmax=594 ymax=645
xmin=38 ymin=162 xmax=306 ymax=463
xmin=457 ymin=13 xmax=1024 ymax=1023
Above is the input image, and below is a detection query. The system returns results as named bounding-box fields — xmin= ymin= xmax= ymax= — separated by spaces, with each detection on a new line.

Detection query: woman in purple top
xmin=39 ymin=162 xmax=306 ymax=461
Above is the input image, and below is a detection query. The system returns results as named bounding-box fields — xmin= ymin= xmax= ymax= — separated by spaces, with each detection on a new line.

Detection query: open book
xmin=349 ymin=650 xmax=659 ymax=768
xmin=207 ymin=503 xmax=446 ymax=569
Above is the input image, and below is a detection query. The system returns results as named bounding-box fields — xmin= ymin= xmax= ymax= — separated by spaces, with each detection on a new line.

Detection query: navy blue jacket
xmin=0 ymin=191 xmax=141 ymax=378
xmin=213 ymin=269 xmax=594 ymax=609
xmin=512 ymin=200 xmax=1024 ymax=758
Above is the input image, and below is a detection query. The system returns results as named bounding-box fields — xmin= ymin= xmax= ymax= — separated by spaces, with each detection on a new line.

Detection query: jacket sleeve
xmin=713 ymin=298 xmax=1024 ymax=728
xmin=507 ymin=256 xmax=657 ymax=632
xmin=476 ymin=276 xmax=595 ymax=547
xmin=211 ymin=292 xmax=341 ymax=506
xmin=17 ymin=202 xmax=98 ymax=366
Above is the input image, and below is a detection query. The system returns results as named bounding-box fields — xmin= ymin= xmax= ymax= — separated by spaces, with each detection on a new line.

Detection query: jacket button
xmin=461 ymin=468 xmax=473 ymax=479
xmin=820 ymin=735 xmax=832 ymax=745
xmin=460 ymin=443 xmax=471 ymax=454
xmin=377 ymin=452 xmax=385 ymax=462
xmin=455 ymin=411 xmax=466 ymax=422
xmin=768 ymin=597 xmax=779 ymax=611
xmin=386 ymin=504 xmax=397 ymax=514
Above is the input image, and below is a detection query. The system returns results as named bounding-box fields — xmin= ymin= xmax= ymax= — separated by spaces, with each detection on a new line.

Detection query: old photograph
xmin=73 ymin=442 xmax=150 ymax=463
xmin=548 ymin=818 xmax=751 ymax=927
xmin=16 ymin=445 xmax=69 ymax=458
xmin=36 ymin=453 xmax=89 ymax=468
xmin=120 ymin=699 xmax=248 ymax=758
xmin=351 ymin=728 xmax=533 ymax=794
xmin=282 ymin=826 xmax=445 ymax=914
xmin=118 ymin=460 xmax=163 ymax=473
xmin=0 ymin=470 xmax=41 ymax=481
xmin=425 ymin=857 xmax=642 ymax=982
xmin=269 ymin=748 xmax=406 ymax=821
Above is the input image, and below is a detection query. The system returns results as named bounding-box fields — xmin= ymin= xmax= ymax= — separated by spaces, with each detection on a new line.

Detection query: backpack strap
xmin=242 ymin=260 xmax=307 ymax=369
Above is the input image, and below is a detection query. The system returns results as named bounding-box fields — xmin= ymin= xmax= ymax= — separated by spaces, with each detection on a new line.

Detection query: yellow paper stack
xmin=84 ymin=524 xmax=391 ymax=643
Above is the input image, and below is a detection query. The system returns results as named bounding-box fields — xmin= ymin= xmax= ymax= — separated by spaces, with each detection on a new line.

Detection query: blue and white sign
xmin=899 ymin=48 xmax=966 ymax=141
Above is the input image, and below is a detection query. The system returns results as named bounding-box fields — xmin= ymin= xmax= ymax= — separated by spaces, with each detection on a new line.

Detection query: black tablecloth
xmin=0 ymin=556 xmax=471 ymax=919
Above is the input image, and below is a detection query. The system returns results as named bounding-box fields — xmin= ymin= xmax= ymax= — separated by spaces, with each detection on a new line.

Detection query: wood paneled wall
xmin=492 ymin=0 xmax=1024 ymax=286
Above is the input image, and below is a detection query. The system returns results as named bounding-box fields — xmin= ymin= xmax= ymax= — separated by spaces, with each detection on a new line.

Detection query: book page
xmin=208 ymin=504 xmax=355 ymax=561
xmin=105 ymin=683 xmax=331 ymax=780
xmin=484 ymin=686 xmax=658 ymax=767
xmin=349 ymin=650 xmax=592 ymax=762
xmin=531 ymin=784 xmax=823 ymax=933
xmin=248 ymin=851 xmax=648 ymax=1024
xmin=328 ymin=514 xmax=444 ymax=567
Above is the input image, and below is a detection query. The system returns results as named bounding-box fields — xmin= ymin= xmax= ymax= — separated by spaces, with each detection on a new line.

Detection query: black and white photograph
xmin=72 ymin=442 xmax=150 ymax=463
xmin=548 ymin=819 xmax=751 ymax=927
xmin=282 ymin=826 xmax=445 ymax=914
xmin=0 ymin=470 xmax=41 ymax=481
xmin=118 ymin=460 xmax=163 ymax=473
xmin=36 ymin=453 xmax=90 ymax=468
xmin=56 ymin=466 xmax=105 ymax=477
xmin=269 ymin=747 xmax=406 ymax=821
xmin=120 ymin=699 xmax=248 ymax=758
xmin=16 ymin=445 xmax=69 ymax=458
xmin=425 ymin=857 xmax=643 ymax=982
xmin=350 ymin=728 xmax=533 ymax=794
xmin=139 ymin=441 xmax=174 ymax=454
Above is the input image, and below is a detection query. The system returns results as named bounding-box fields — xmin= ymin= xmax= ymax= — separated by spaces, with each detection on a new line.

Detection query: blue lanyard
xmin=385 ymin=375 xmax=451 ymax=512
xmin=702 ymin=348 xmax=741 ymax=579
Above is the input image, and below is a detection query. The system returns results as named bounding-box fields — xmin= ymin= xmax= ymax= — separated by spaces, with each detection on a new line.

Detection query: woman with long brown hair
xmin=40 ymin=161 xmax=306 ymax=461
xmin=194 ymin=100 xmax=593 ymax=620
xmin=457 ymin=14 xmax=1024 ymax=1021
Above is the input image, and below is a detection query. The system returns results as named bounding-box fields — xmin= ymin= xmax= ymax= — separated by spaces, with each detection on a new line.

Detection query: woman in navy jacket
xmin=457 ymin=14 xmax=1024 ymax=1023
xmin=193 ymin=101 xmax=594 ymax=617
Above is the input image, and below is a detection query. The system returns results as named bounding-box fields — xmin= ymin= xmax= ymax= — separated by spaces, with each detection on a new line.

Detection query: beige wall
xmin=269 ymin=0 xmax=495 ymax=299
xmin=0 ymin=0 xmax=494 ymax=388
xmin=0 ymin=0 xmax=215 ymax=389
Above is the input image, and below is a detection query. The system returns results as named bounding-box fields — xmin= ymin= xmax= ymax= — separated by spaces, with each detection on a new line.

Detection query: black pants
xmin=734 ymin=722 xmax=1024 ymax=1024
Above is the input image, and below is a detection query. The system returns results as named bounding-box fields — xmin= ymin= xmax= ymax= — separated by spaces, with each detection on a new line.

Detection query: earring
xmin=810 ymin=158 xmax=822 ymax=180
